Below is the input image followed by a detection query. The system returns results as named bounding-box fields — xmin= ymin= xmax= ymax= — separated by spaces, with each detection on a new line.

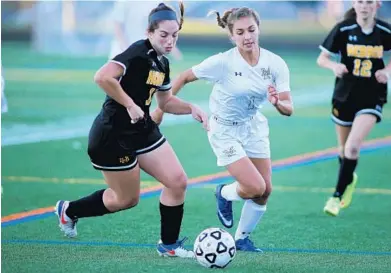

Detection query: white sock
xmin=235 ymin=200 xmax=266 ymax=241
xmin=221 ymin=182 xmax=243 ymax=201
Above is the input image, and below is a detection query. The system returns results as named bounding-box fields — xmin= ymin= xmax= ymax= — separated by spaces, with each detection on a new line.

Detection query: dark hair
xmin=344 ymin=7 xmax=357 ymax=20
xmin=147 ymin=1 xmax=185 ymax=32
xmin=209 ymin=7 xmax=260 ymax=34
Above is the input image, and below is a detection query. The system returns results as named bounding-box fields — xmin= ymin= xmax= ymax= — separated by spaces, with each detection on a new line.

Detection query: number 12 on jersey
xmin=353 ymin=59 xmax=372 ymax=78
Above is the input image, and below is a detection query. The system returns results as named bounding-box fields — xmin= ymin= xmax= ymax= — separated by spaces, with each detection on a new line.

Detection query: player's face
xmin=149 ymin=20 xmax=179 ymax=55
xmin=231 ymin=17 xmax=259 ymax=52
xmin=353 ymin=0 xmax=379 ymax=21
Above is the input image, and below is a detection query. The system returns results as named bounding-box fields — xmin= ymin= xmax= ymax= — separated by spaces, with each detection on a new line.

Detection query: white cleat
xmin=156 ymin=237 xmax=194 ymax=258
xmin=55 ymin=200 xmax=77 ymax=238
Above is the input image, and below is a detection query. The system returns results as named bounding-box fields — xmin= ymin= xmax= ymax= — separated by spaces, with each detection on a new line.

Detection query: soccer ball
xmin=194 ymin=227 xmax=236 ymax=269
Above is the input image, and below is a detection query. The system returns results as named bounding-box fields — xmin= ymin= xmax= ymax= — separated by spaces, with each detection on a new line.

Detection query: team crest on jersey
xmin=333 ymin=108 xmax=339 ymax=117
xmin=260 ymin=67 xmax=271 ymax=80
xmin=348 ymin=35 xmax=358 ymax=42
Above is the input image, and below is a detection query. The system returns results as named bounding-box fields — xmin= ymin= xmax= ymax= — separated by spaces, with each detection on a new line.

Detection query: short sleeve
xmin=380 ymin=25 xmax=391 ymax=51
xmin=159 ymin=60 xmax=171 ymax=92
xmin=274 ymin=56 xmax=291 ymax=93
xmin=319 ymin=23 xmax=342 ymax=56
xmin=192 ymin=53 xmax=224 ymax=82
xmin=110 ymin=46 xmax=140 ymax=76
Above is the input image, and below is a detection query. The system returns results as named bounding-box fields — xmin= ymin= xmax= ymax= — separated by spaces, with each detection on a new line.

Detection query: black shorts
xmin=331 ymin=99 xmax=384 ymax=127
xmin=87 ymin=115 xmax=166 ymax=171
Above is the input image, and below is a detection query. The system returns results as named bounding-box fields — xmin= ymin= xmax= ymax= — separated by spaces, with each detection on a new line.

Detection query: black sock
xmin=160 ymin=202 xmax=184 ymax=245
xmin=333 ymin=158 xmax=358 ymax=199
xmin=66 ymin=189 xmax=112 ymax=219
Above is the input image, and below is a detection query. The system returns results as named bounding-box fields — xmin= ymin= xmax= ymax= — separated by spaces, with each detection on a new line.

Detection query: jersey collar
xmin=145 ymin=39 xmax=158 ymax=58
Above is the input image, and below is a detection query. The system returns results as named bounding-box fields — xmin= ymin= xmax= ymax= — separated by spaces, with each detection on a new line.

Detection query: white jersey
xmin=192 ymin=47 xmax=291 ymax=122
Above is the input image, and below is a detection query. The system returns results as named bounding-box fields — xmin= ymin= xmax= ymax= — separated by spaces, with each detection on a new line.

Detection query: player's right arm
xmin=317 ymin=51 xmax=348 ymax=78
xmin=94 ymin=61 xmax=144 ymax=123
xmin=171 ymin=69 xmax=198 ymax=96
xmin=317 ymin=22 xmax=348 ymax=78
xmin=171 ymin=52 xmax=224 ymax=96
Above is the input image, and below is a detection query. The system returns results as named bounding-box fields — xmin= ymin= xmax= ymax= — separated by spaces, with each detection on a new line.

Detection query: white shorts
xmin=207 ymin=113 xmax=270 ymax=167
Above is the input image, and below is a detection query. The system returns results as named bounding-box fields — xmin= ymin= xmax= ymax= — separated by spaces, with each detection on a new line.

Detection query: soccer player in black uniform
xmin=317 ymin=0 xmax=391 ymax=216
xmin=54 ymin=2 xmax=208 ymax=257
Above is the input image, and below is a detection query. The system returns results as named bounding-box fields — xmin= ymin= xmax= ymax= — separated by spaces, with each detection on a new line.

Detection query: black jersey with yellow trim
xmin=320 ymin=18 xmax=391 ymax=103
xmin=100 ymin=39 xmax=171 ymax=127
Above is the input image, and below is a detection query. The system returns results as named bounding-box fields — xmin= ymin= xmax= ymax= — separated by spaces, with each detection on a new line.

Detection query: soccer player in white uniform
xmin=152 ymin=7 xmax=293 ymax=252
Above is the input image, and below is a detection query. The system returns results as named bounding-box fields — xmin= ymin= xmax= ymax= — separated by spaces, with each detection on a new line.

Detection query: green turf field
xmin=1 ymin=42 xmax=391 ymax=273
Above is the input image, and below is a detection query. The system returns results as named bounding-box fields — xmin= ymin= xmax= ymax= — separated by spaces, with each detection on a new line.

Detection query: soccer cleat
xmin=323 ymin=197 xmax=341 ymax=216
xmin=55 ymin=200 xmax=78 ymax=238
xmin=340 ymin=172 xmax=358 ymax=209
xmin=236 ymin=238 xmax=263 ymax=252
xmin=215 ymin=184 xmax=233 ymax=228
xmin=157 ymin=237 xmax=194 ymax=258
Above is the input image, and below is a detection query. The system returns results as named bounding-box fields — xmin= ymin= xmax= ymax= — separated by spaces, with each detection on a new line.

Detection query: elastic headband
xmin=149 ymin=10 xmax=178 ymax=24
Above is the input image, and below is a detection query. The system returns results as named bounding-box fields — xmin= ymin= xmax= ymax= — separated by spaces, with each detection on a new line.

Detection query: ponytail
xmin=344 ymin=8 xmax=357 ymax=20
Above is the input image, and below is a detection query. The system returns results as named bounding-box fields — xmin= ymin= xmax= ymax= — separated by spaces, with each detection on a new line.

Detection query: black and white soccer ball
xmin=194 ymin=227 xmax=236 ymax=269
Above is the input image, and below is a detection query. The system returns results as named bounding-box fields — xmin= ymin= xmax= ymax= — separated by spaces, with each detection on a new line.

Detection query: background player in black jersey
xmin=317 ymin=0 xmax=390 ymax=216
xmin=54 ymin=2 xmax=208 ymax=258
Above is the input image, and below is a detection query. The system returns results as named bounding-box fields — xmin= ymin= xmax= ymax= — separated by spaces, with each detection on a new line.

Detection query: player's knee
xmin=117 ymin=196 xmax=139 ymax=210
xmin=177 ymin=172 xmax=188 ymax=192
xmin=244 ymin=182 xmax=265 ymax=199
xmin=168 ymin=171 xmax=188 ymax=192
xmin=344 ymin=143 xmax=360 ymax=158
xmin=263 ymin=181 xmax=272 ymax=198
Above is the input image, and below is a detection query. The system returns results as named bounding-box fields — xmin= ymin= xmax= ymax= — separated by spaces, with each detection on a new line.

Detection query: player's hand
xmin=267 ymin=85 xmax=279 ymax=106
xmin=151 ymin=108 xmax=164 ymax=125
xmin=190 ymin=104 xmax=209 ymax=131
xmin=333 ymin=64 xmax=348 ymax=78
xmin=375 ymin=69 xmax=389 ymax=84
xmin=126 ymin=104 xmax=145 ymax=124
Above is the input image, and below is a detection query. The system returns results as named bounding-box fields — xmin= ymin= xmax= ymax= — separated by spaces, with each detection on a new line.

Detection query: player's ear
xmin=376 ymin=0 xmax=382 ymax=9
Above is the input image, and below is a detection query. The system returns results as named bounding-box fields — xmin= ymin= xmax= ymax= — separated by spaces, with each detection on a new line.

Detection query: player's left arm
xmin=151 ymin=65 xmax=198 ymax=124
xmin=151 ymin=53 xmax=222 ymax=125
xmin=268 ymin=88 xmax=293 ymax=116
xmin=155 ymin=90 xmax=191 ymax=115
xmin=155 ymin=59 xmax=208 ymax=130
xmin=375 ymin=43 xmax=391 ymax=83
xmin=375 ymin=60 xmax=391 ymax=84
xmin=375 ymin=25 xmax=391 ymax=84
xmin=269 ymin=57 xmax=294 ymax=116
xmin=155 ymin=90 xmax=209 ymax=130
